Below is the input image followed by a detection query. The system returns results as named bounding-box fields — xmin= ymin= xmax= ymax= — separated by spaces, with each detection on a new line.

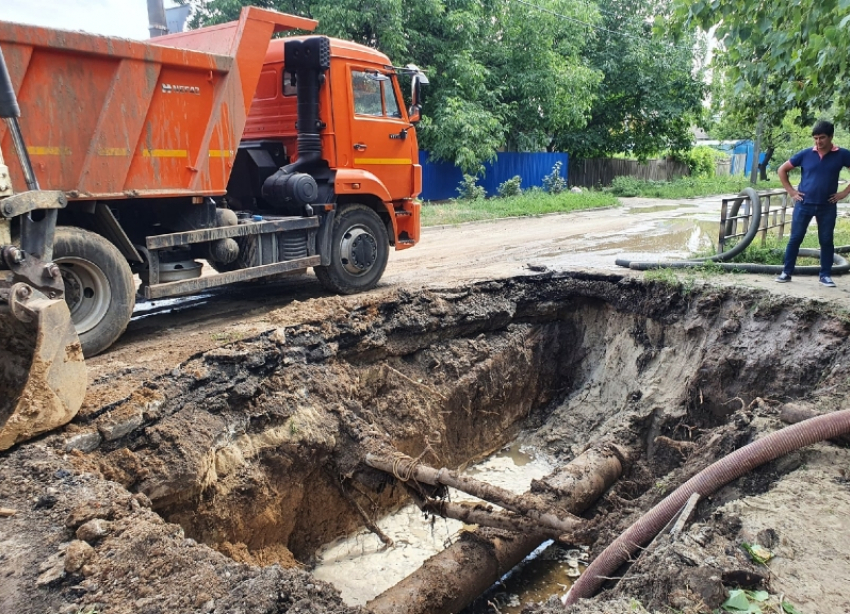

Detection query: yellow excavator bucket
xmin=0 ymin=283 xmax=86 ymax=450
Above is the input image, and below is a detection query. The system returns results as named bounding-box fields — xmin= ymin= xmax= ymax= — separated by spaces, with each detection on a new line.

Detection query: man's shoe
xmin=775 ymin=272 xmax=792 ymax=283
xmin=820 ymin=275 xmax=837 ymax=287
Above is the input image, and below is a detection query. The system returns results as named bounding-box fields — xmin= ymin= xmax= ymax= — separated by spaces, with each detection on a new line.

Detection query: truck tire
xmin=53 ymin=227 xmax=135 ymax=356
xmin=315 ymin=204 xmax=389 ymax=294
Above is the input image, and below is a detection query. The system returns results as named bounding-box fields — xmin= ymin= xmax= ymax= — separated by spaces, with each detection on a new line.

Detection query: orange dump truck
xmin=0 ymin=7 xmax=426 ymax=449
xmin=0 ymin=7 xmax=426 ymax=358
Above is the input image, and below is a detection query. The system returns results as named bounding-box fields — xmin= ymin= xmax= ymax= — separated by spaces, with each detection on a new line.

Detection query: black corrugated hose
xmin=563 ymin=408 xmax=850 ymax=607
xmin=614 ymin=187 xmax=850 ymax=274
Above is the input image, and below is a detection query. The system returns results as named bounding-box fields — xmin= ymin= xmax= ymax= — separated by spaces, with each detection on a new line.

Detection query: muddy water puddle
xmin=465 ymin=541 xmax=587 ymax=614
xmin=312 ymin=441 xmax=572 ymax=609
xmin=543 ymin=218 xmax=720 ymax=270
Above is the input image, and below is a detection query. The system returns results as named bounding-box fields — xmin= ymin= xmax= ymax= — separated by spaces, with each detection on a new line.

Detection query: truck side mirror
xmin=408 ymin=71 xmax=428 ymax=124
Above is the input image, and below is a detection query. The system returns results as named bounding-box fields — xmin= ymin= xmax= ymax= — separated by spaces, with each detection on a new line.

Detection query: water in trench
xmin=463 ymin=541 xmax=587 ymax=614
xmin=311 ymin=441 xmax=565 ymax=608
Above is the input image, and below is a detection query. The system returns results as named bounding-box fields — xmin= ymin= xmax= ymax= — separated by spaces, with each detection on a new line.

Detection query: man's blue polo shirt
xmin=789 ymin=145 xmax=850 ymax=205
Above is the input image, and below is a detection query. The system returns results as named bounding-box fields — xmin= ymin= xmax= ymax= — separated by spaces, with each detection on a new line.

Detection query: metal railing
xmin=718 ymin=189 xmax=791 ymax=251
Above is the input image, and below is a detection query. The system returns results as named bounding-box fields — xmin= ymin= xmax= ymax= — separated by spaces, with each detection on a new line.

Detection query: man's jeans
xmin=783 ymin=202 xmax=837 ymax=276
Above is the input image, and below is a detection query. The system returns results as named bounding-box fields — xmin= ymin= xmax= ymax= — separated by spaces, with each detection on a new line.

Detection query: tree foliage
xmin=705 ymin=70 xmax=798 ymax=176
xmin=554 ymin=0 xmax=707 ymax=160
xmin=674 ymin=0 xmax=850 ymax=131
xmin=180 ymin=0 xmax=705 ymax=170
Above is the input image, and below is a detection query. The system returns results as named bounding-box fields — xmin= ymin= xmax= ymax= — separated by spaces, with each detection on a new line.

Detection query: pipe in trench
xmin=563 ymin=408 xmax=850 ymax=607
xmin=615 ymin=187 xmax=850 ymax=275
xmin=365 ymin=452 xmax=583 ymax=535
xmin=365 ymin=444 xmax=625 ymax=614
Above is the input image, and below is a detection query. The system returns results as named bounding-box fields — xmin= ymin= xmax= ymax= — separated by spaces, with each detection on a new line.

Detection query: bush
xmin=457 ymin=174 xmax=486 ymax=200
xmin=497 ymin=175 xmax=522 ymax=197
xmin=609 ymin=175 xmax=652 ymax=197
xmin=543 ymin=162 xmax=567 ymax=194
xmin=674 ymin=146 xmax=729 ymax=178
xmin=604 ymin=174 xmax=782 ymax=199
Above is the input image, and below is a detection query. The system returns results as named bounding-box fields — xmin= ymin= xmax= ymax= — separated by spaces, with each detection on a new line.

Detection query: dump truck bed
xmin=0 ymin=8 xmax=316 ymax=200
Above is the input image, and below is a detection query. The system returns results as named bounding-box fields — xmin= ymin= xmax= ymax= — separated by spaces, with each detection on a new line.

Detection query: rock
xmin=130 ymin=492 xmax=152 ymax=511
xmin=570 ymin=186 xmax=582 ymax=193
xmin=66 ymin=502 xmax=109 ymax=529
xmin=0 ymin=507 xmax=16 ymax=517
xmin=64 ymin=540 xmax=95 ymax=573
xmin=135 ymin=597 xmax=158 ymax=609
xmin=756 ymin=528 xmax=779 ymax=549
xmin=65 ymin=432 xmax=103 ymax=452
xmin=34 ymin=494 xmax=58 ymax=509
xmin=76 ymin=518 xmax=113 ymax=542
xmin=270 ymin=328 xmax=286 ymax=345
xmin=98 ymin=413 xmax=144 ymax=441
xmin=36 ymin=551 xmax=65 ymax=587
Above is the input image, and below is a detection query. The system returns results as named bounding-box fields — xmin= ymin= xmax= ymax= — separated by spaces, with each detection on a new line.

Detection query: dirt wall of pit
xmin=2 ymin=273 xmax=850 ymax=614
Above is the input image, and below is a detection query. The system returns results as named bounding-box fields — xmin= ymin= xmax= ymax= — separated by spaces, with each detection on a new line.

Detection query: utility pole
xmin=147 ymin=0 xmax=168 ymax=38
xmin=750 ymin=116 xmax=762 ymax=185
xmin=750 ymin=81 xmax=767 ymax=185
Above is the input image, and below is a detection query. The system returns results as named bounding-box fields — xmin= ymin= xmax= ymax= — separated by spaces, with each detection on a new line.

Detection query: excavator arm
xmin=0 ymin=47 xmax=85 ymax=451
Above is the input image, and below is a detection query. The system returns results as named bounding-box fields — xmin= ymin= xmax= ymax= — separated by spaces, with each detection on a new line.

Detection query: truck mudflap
xmin=0 ymin=281 xmax=86 ymax=450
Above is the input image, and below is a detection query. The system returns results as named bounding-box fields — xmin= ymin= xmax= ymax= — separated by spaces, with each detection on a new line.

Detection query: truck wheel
xmin=315 ymin=204 xmax=389 ymax=294
xmin=53 ymin=227 xmax=135 ymax=356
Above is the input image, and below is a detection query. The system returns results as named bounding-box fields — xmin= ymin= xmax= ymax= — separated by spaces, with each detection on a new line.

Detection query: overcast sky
xmin=3 ymin=0 xmax=179 ymax=40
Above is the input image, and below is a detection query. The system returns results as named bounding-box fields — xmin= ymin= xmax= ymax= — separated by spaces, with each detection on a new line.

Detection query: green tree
xmin=706 ymin=70 xmax=799 ymax=178
xmin=674 ymin=0 xmax=850 ymax=127
xmin=178 ymin=0 xmax=602 ymax=174
xmin=554 ymin=0 xmax=706 ymax=160
xmin=483 ymin=0 xmax=601 ymax=153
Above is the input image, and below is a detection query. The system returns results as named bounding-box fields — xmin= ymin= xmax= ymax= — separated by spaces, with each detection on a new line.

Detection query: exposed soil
xmin=3 ymin=200 xmax=850 ymax=614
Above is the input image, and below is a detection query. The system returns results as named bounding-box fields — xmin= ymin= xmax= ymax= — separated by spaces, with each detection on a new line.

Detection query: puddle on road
xmin=541 ymin=218 xmax=720 ymax=270
xmin=625 ymin=203 xmax=698 ymax=214
xmin=311 ymin=441 xmax=556 ymax=607
xmin=607 ymin=218 xmax=719 ymax=256
xmin=598 ymin=198 xmax=723 ymax=257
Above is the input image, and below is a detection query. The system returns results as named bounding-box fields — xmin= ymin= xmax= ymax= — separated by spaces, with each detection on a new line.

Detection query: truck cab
xmin=230 ymin=36 xmax=423 ymax=256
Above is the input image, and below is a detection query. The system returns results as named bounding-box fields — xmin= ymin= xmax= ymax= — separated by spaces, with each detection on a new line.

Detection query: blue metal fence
xmin=419 ymin=151 xmax=569 ymax=201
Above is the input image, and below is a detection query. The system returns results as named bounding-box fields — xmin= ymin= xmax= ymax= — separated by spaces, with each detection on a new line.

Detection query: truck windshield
xmin=352 ymin=70 xmax=400 ymax=118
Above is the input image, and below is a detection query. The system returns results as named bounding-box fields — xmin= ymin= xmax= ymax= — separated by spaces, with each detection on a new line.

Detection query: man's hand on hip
xmin=828 ymin=189 xmax=849 ymax=203
xmin=788 ymin=188 xmax=804 ymax=202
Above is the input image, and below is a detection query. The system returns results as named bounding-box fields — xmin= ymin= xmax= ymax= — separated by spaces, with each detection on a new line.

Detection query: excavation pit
xmin=3 ymin=272 xmax=850 ymax=614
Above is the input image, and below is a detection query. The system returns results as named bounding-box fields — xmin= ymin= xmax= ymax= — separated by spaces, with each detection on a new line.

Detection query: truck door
xmin=348 ymin=68 xmax=414 ymax=200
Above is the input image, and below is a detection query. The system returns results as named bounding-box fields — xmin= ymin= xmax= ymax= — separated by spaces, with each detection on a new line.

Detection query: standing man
xmin=776 ymin=120 xmax=850 ymax=287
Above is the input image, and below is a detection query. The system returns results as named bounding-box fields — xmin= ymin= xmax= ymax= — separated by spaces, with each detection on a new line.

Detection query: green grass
xmin=708 ymin=218 xmax=850 ymax=267
xmin=606 ymin=175 xmax=783 ymax=199
xmin=420 ymin=189 xmax=619 ymax=227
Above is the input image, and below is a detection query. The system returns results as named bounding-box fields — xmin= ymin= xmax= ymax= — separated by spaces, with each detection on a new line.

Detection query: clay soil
xmin=3 ymin=198 xmax=850 ymax=614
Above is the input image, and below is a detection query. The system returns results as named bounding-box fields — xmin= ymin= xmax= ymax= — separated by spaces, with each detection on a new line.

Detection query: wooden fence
xmin=568 ymin=157 xmax=691 ymax=188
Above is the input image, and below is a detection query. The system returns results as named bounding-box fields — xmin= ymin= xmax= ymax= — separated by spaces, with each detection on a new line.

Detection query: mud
xmin=3 ymin=270 xmax=850 ymax=614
